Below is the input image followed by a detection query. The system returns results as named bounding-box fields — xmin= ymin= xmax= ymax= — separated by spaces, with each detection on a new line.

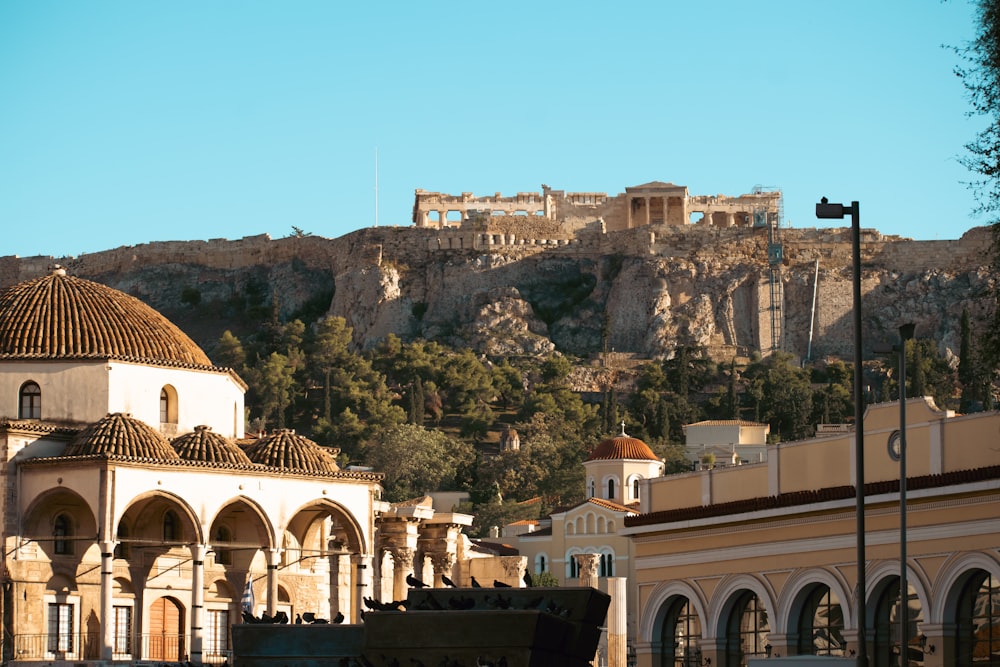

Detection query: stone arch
xmin=639 ymin=579 xmax=710 ymax=645
xmin=932 ymin=551 xmax=1000 ymax=626
xmin=709 ymin=573 xmax=777 ymax=641
xmin=865 ymin=559 xmax=931 ymax=630
xmin=777 ymin=567 xmax=855 ymax=634
xmin=208 ymin=496 xmax=276 ymax=570
xmin=284 ymin=498 xmax=367 ymax=556
xmin=22 ymin=487 xmax=98 ymax=561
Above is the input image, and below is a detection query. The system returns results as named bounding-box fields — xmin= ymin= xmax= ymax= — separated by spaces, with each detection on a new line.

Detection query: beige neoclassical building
xmin=0 ymin=268 xmax=477 ymax=667
xmin=623 ymin=398 xmax=1000 ymax=667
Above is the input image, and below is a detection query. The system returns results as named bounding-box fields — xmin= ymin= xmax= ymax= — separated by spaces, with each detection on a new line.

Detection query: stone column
xmin=575 ymin=553 xmax=601 ymax=589
xmin=499 ymin=556 xmax=527 ymax=587
xmin=352 ymin=554 xmax=373 ymax=624
xmin=430 ymin=552 xmax=456 ymax=588
xmin=391 ymin=547 xmax=414 ymax=602
xmin=644 ymin=197 xmax=651 ymax=227
xmin=189 ymin=544 xmax=207 ymax=665
xmin=99 ymin=540 xmax=116 ymax=661
xmin=266 ymin=548 xmax=281 ymax=616
xmin=601 ymin=577 xmax=627 ymax=667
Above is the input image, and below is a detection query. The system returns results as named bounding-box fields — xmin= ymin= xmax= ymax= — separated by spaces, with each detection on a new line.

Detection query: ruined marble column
xmin=499 ymin=555 xmax=527 ymax=587
xmin=391 ymin=547 xmax=414 ymax=601
xmin=574 ymin=553 xmax=601 ymax=589
xmin=430 ymin=552 xmax=456 ymax=588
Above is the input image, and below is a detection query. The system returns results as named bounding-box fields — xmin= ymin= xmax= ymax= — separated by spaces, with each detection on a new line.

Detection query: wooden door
xmin=148 ymin=597 xmax=184 ymax=661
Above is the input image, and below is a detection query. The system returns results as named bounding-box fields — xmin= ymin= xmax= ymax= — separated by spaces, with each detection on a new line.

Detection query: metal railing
xmin=10 ymin=633 xmax=233 ymax=664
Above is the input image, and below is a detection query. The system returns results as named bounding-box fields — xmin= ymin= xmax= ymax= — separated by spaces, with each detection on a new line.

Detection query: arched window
xmin=19 ymin=381 xmax=41 ymax=420
xmin=607 ymin=478 xmax=615 ymax=500
xmin=797 ymin=585 xmax=846 ymax=656
xmin=726 ymin=591 xmax=769 ymax=666
xmin=956 ymin=570 xmax=998 ymax=666
xmin=160 ymin=385 xmax=178 ymax=425
xmin=599 ymin=552 xmax=614 ymax=577
xmin=53 ymin=514 xmax=71 ymax=555
xmin=534 ymin=553 xmax=547 ymax=574
xmin=213 ymin=526 xmax=232 ymax=566
xmin=567 ymin=552 xmax=580 ymax=579
xmin=873 ymin=577 xmax=923 ymax=667
xmin=588 ymin=479 xmax=595 ymax=498
xmin=163 ymin=510 xmax=179 ymax=542
xmin=660 ymin=596 xmax=702 ymax=666
xmin=632 ymin=477 xmax=641 ymax=501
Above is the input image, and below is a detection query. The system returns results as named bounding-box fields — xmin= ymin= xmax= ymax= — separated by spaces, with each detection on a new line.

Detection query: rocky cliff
xmin=0 ymin=223 xmax=993 ymax=365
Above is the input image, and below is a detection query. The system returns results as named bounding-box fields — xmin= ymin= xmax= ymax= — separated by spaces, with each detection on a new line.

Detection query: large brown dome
xmin=64 ymin=412 xmax=181 ymax=460
xmin=0 ymin=267 xmax=212 ymax=366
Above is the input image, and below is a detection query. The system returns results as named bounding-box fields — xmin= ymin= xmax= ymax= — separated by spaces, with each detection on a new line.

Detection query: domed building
xmin=504 ymin=424 xmax=666 ymax=660
xmin=0 ymin=267 xmax=390 ymax=666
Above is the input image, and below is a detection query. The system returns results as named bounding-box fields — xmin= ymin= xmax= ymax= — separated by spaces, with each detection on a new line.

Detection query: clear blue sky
xmin=0 ymin=1 xmax=987 ymax=259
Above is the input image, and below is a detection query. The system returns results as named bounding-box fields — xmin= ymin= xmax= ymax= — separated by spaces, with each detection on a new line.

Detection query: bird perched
xmin=493 ymin=579 xmax=511 ymax=588
xmin=523 ymin=570 xmax=532 ymax=588
xmin=332 ymin=611 xmax=345 ymax=624
xmin=406 ymin=573 xmax=428 ymax=588
xmin=294 ymin=613 xmax=302 ymax=624
xmin=470 ymin=576 xmax=482 ymax=588
xmin=441 ymin=574 xmax=457 ymax=588
xmin=302 ymin=612 xmax=316 ymax=623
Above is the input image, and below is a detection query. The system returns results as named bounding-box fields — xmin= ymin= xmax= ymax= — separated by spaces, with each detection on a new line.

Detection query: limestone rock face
xmin=1 ymin=225 xmax=992 ymax=364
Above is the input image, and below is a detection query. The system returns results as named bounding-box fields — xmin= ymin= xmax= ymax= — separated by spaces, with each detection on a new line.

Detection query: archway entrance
xmin=148 ymin=597 xmax=185 ymax=661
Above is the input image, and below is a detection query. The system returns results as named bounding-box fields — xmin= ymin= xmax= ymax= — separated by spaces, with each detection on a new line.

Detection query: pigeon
xmin=363 ymin=597 xmax=379 ymax=611
xmin=441 ymin=574 xmax=457 ymax=588
xmin=294 ymin=613 xmax=302 ymax=624
xmin=406 ymin=573 xmax=428 ymax=588
xmin=274 ymin=611 xmax=289 ymax=624
xmin=471 ymin=576 xmax=482 ymax=588
xmin=302 ymin=612 xmax=316 ymax=623
xmin=493 ymin=579 xmax=511 ymax=588
xmin=333 ymin=611 xmax=345 ymax=624
xmin=523 ymin=570 xmax=533 ymax=588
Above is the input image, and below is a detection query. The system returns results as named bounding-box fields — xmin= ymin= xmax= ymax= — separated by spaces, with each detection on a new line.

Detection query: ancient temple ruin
xmin=412 ymin=182 xmax=782 ymax=233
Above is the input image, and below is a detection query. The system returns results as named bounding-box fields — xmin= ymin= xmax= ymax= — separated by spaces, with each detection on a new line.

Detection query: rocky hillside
xmin=0 ymin=223 xmax=993 ymax=367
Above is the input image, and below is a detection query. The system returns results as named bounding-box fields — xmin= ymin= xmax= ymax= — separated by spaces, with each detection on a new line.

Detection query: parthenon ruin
xmin=412 ymin=181 xmax=782 ymax=233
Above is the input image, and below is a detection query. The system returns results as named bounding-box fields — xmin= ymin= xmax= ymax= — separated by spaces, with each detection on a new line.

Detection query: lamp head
xmin=816 ymin=197 xmax=847 ymax=219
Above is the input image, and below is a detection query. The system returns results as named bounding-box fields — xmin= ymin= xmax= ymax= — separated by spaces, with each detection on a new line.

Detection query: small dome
xmin=586 ymin=433 xmax=659 ymax=462
xmin=173 ymin=425 xmax=252 ymax=465
xmin=244 ymin=429 xmax=340 ymax=473
xmin=0 ymin=267 xmax=212 ymax=366
xmin=64 ymin=413 xmax=180 ymax=460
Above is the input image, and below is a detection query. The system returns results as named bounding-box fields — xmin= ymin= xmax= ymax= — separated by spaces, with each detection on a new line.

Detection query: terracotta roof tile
xmin=63 ymin=412 xmax=180 ymax=460
xmin=172 ymin=425 xmax=252 ymax=465
xmin=625 ymin=465 xmax=1000 ymax=528
xmin=244 ymin=429 xmax=340 ymax=473
xmin=586 ymin=435 xmax=659 ymax=462
xmin=0 ymin=267 xmax=212 ymax=366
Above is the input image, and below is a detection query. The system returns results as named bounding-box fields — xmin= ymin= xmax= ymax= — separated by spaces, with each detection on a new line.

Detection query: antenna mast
xmin=374 ymin=147 xmax=379 ymax=227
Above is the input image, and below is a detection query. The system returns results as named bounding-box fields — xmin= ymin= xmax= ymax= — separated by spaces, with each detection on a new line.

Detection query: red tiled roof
xmin=63 ymin=412 xmax=180 ymax=460
xmin=625 ymin=465 xmax=1000 ymax=528
xmin=244 ymin=428 xmax=340 ymax=473
xmin=586 ymin=435 xmax=659 ymax=462
xmin=172 ymin=425 xmax=252 ymax=465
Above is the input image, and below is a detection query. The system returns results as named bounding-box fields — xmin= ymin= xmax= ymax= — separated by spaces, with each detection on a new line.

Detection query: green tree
xmin=955 ymin=0 xmax=1000 ymax=382
xmin=256 ymin=352 xmax=296 ymax=429
xmin=743 ymin=352 xmax=813 ymax=442
xmin=358 ymin=424 xmax=475 ymax=503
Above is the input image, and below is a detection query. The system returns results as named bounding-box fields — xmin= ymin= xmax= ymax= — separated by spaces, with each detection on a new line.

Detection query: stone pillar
xmin=916 ymin=623 xmax=947 ymax=667
xmin=266 ymin=548 xmax=281 ymax=616
xmin=575 ymin=553 xmax=601 ymax=589
xmin=500 ymin=556 xmax=527 ymax=587
xmin=601 ymin=577 xmax=627 ymax=667
xmin=726 ymin=212 xmax=736 ymax=227
xmin=391 ymin=547 xmax=414 ymax=601
xmin=189 ymin=544 xmax=207 ymax=665
xmin=644 ymin=197 xmax=651 ymax=227
xmin=99 ymin=540 xmax=116 ymax=661
xmin=430 ymin=552 xmax=456 ymax=588
xmin=352 ymin=554 xmax=373 ymax=624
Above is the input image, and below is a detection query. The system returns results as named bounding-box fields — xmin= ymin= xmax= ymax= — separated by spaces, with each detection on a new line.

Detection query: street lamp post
xmin=897 ymin=323 xmax=915 ymax=666
xmin=816 ymin=198 xmax=868 ymax=667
